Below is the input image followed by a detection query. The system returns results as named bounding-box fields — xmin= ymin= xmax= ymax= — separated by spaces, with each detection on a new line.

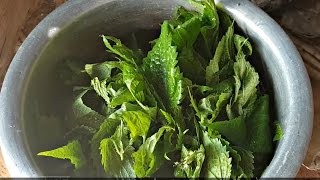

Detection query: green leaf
xmin=108 ymin=102 xmax=156 ymax=120
xmin=85 ymin=61 xmax=121 ymax=80
xmin=174 ymin=145 xmax=205 ymax=178
xmin=273 ymin=121 xmax=284 ymax=141
xmin=57 ymin=59 xmax=89 ymax=86
xmin=91 ymin=118 xmax=121 ymax=151
xmin=122 ymin=110 xmax=151 ymax=142
xmin=132 ymin=126 xmax=174 ymax=177
xmin=64 ymin=125 xmax=97 ymax=142
xmin=122 ymin=63 xmax=146 ymax=106
xmin=72 ymin=87 xmax=105 ymax=129
xmin=102 ymin=35 xmax=143 ymax=66
xmin=38 ymin=140 xmax=86 ymax=170
xmin=100 ymin=123 xmax=135 ymax=178
xmin=91 ymin=77 xmax=110 ymax=104
xmin=232 ymin=146 xmax=254 ymax=178
xmin=142 ymin=21 xmax=182 ymax=112
xmin=205 ymin=116 xmax=247 ymax=146
xmin=177 ymin=47 xmax=206 ymax=85
xmin=246 ymin=95 xmax=272 ymax=153
xmin=198 ymin=92 xmax=231 ymax=122
xmin=202 ymin=132 xmax=232 ymax=179
xmin=172 ymin=16 xmax=202 ymax=49
xmin=109 ymin=88 xmax=136 ymax=108
xmin=206 ymin=24 xmax=234 ymax=86
xmin=191 ymin=0 xmax=220 ymax=60
xmin=170 ymin=6 xmax=199 ymax=26
xmin=188 ymin=87 xmax=201 ymax=117
xmin=160 ymin=109 xmax=185 ymax=149
xmin=90 ymin=118 xmax=121 ymax=168
xmin=232 ymin=48 xmax=259 ymax=116
xmin=234 ymin=34 xmax=252 ymax=57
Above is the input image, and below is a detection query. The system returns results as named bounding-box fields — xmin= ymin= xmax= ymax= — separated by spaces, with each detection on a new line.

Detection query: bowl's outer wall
xmin=0 ymin=0 xmax=313 ymax=177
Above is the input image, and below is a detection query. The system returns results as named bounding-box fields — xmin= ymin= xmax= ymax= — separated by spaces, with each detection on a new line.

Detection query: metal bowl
xmin=0 ymin=0 xmax=313 ymax=177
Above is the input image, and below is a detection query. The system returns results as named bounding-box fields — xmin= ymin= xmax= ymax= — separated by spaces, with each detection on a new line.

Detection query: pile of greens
xmin=38 ymin=0 xmax=282 ymax=178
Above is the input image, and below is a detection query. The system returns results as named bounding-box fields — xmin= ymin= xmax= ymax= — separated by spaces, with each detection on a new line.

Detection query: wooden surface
xmin=0 ymin=0 xmax=320 ymax=177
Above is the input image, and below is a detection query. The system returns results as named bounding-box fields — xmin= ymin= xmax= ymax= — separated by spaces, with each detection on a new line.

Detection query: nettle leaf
xmin=198 ymin=92 xmax=231 ymax=122
xmin=160 ymin=109 xmax=185 ymax=149
xmin=85 ymin=61 xmax=121 ymax=80
xmin=177 ymin=47 xmax=206 ymax=85
xmin=174 ymin=145 xmax=205 ymax=178
xmin=90 ymin=118 xmax=121 ymax=169
xmin=109 ymin=102 xmax=157 ymax=121
xmin=91 ymin=119 xmax=121 ymax=148
xmin=231 ymin=37 xmax=258 ymax=116
xmin=234 ymin=34 xmax=252 ymax=57
xmin=38 ymin=140 xmax=86 ymax=170
xmin=172 ymin=16 xmax=202 ymax=50
xmin=73 ymin=87 xmax=105 ymax=129
xmin=122 ymin=63 xmax=146 ymax=105
xmin=202 ymin=132 xmax=232 ymax=179
xmin=273 ymin=121 xmax=284 ymax=142
xmin=57 ymin=59 xmax=89 ymax=86
xmin=99 ymin=123 xmax=135 ymax=178
xmin=132 ymin=126 xmax=174 ymax=178
xmin=91 ymin=78 xmax=110 ymax=104
xmin=170 ymin=6 xmax=199 ymax=26
xmin=102 ymin=35 xmax=143 ymax=66
xmin=233 ymin=146 xmax=254 ymax=178
xmin=121 ymin=110 xmax=151 ymax=142
xmin=191 ymin=0 xmax=220 ymax=60
xmin=142 ymin=21 xmax=182 ymax=112
xmin=64 ymin=125 xmax=97 ymax=143
xmin=206 ymin=24 xmax=234 ymax=86
xmin=109 ymin=88 xmax=136 ymax=108
xmin=246 ymin=96 xmax=272 ymax=154
xmin=205 ymin=115 xmax=247 ymax=146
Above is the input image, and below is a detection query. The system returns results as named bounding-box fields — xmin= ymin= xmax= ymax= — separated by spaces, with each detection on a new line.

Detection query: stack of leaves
xmin=38 ymin=0 xmax=282 ymax=178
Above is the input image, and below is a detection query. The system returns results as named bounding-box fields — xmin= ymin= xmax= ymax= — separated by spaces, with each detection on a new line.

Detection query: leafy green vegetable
xmin=121 ymin=110 xmax=151 ymax=142
xmin=206 ymin=24 xmax=234 ymax=86
xmin=273 ymin=121 xmax=284 ymax=141
xmin=100 ymin=122 xmax=135 ymax=177
xmin=174 ymin=145 xmax=205 ymax=178
xmin=38 ymin=0 xmax=276 ymax=178
xmin=38 ymin=140 xmax=86 ymax=169
xmin=85 ymin=61 xmax=121 ymax=81
xmin=102 ymin=35 xmax=143 ymax=66
xmin=202 ymin=132 xmax=232 ymax=179
xmin=122 ymin=63 xmax=146 ymax=107
xmin=142 ymin=21 xmax=182 ymax=112
xmin=246 ymin=96 xmax=273 ymax=154
xmin=233 ymin=146 xmax=254 ymax=178
xmin=205 ymin=116 xmax=247 ymax=146
xmin=72 ymin=87 xmax=105 ymax=129
xmin=132 ymin=126 xmax=174 ymax=177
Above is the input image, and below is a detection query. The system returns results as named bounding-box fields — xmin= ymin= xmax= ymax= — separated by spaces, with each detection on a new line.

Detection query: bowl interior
xmin=23 ymin=0 xmax=195 ymax=176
